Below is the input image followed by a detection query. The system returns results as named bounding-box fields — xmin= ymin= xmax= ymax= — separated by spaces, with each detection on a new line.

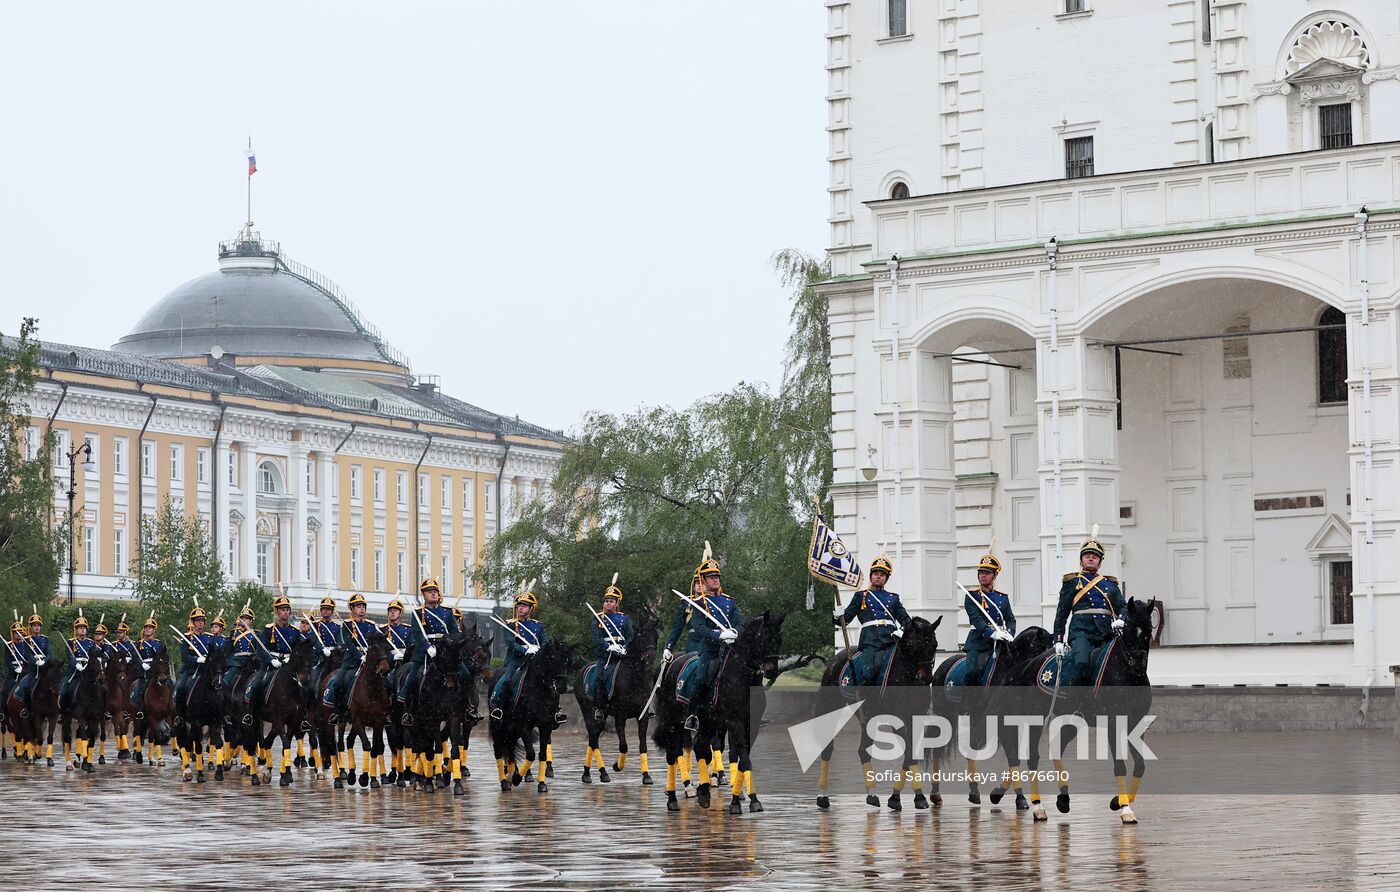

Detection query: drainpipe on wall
xmin=1356 ymin=206 xmax=1377 ymax=711
xmin=411 ymin=431 xmax=433 ymax=581
xmin=887 ymin=255 xmax=903 ymax=565
xmin=210 ymin=396 xmax=227 ymax=574
xmin=1046 ymin=237 xmax=1064 ymax=566
xmin=134 ymin=391 xmax=158 ymax=578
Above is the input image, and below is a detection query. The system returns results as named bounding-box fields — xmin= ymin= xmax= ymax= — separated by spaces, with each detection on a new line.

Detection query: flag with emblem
xmin=807 ymin=510 xmax=861 ymax=588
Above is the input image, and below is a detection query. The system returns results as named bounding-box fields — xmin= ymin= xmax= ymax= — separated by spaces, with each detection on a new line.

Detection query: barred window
xmin=1317 ymin=306 xmax=1347 ymax=404
xmin=1319 ymin=104 xmax=1353 ymax=150
xmin=1065 ymin=136 xmax=1094 ymax=178
xmin=1329 ymin=560 xmax=1353 ymax=625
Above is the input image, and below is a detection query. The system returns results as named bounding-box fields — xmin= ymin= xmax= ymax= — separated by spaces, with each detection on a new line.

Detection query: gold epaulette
xmin=1104 ymin=575 xmax=1119 ymax=583
xmin=1062 ymin=572 xmax=1078 ymax=583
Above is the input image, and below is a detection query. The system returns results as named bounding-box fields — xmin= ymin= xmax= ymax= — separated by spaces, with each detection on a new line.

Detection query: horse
xmin=175 ymin=641 xmax=228 ymax=783
xmin=653 ymin=610 xmax=784 ymax=815
xmin=445 ymin=617 xmax=494 ymax=794
xmin=814 ymin=615 xmax=942 ymax=811
xmin=395 ymin=632 xmax=467 ymax=793
xmin=132 ymin=649 xmax=173 ymax=766
xmin=574 ymin=612 xmax=659 ymax=785
xmin=248 ymin=636 xmax=316 ymax=787
xmin=491 ymin=638 xmax=573 ymax=794
xmin=322 ymin=629 xmax=394 ymax=791
xmin=7 ymin=660 xmax=60 ymax=765
xmin=987 ymin=597 xmax=1156 ymax=824
xmin=61 ymin=649 xmax=107 ymax=773
xmin=928 ymin=625 xmax=1055 ymax=807
xmin=102 ymin=650 xmax=134 ymax=762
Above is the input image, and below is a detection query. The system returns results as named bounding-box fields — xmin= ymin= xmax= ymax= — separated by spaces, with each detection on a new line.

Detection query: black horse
xmin=402 ymin=632 xmax=467 ymax=794
xmin=445 ymin=618 xmax=493 ymax=794
xmin=986 ymin=598 xmax=1156 ymax=824
xmin=176 ymin=641 xmax=228 ymax=783
xmin=61 ymin=649 xmax=106 ymax=773
xmin=320 ymin=629 xmax=394 ymax=791
xmin=491 ymin=638 xmax=573 ymax=794
xmin=929 ymin=625 xmax=1055 ymax=807
xmin=246 ymin=636 xmax=316 ymax=787
xmin=653 ymin=610 xmax=784 ymax=815
xmin=574 ymin=611 xmax=659 ymax=785
xmin=814 ymin=615 xmax=942 ymax=811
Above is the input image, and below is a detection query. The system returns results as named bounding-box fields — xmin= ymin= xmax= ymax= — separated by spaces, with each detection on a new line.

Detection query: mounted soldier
xmin=174 ymin=605 xmax=214 ymax=714
xmin=308 ymin=596 xmax=342 ymax=697
xmin=834 ymin=552 xmax=911 ymax=687
xmin=207 ymin=614 xmax=228 ymax=650
xmin=584 ymin=576 xmax=636 ymax=722
xmin=224 ymin=607 xmax=257 ymax=692
xmin=93 ymin=618 xmax=117 ymax=663
xmin=242 ymin=595 xmax=303 ymax=725
xmin=59 ymin=611 xmax=100 ymax=715
xmin=397 ymin=578 xmax=454 ymax=726
xmin=665 ymin=551 xmax=742 ymax=732
xmin=1053 ymin=530 xmax=1126 ymax=686
xmin=384 ymin=597 xmax=410 ymax=671
xmin=13 ymin=610 xmax=51 ymax=717
xmin=3 ymin=621 xmax=25 ymax=724
xmin=488 ymin=586 xmax=566 ymax=726
xmin=961 ymin=546 xmax=1016 ymax=683
xmin=323 ymin=592 xmax=377 ymax=722
xmin=131 ymin=615 xmax=168 ymax=720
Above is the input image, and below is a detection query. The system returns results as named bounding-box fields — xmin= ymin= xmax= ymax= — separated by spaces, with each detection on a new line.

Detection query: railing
xmin=218 ymin=235 xmax=279 ymax=258
xmin=274 ymin=251 xmax=413 ymax=371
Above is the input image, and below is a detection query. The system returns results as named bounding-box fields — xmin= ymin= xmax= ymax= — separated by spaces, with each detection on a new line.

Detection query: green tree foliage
xmin=0 ymin=318 xmax=62 ymax=627
xmin=477 ymin=250 xmax=837 ymax=656
xmin=124 ymin=497 xmax=228 ymax=666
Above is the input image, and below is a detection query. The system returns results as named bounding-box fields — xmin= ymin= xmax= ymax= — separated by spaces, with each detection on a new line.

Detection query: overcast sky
xmin=0 ymin=2 xmax=828 ymax=432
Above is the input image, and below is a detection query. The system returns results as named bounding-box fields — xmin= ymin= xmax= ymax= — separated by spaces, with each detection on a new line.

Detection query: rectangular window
xmin=397 ymin=552 xmax=407 ymax=593
xmin=258 ymin=465 xmax=277 ymax=494
xmin=256 ymin=542 xmax=269 ymax=584
xmin=374 ymin=469 xmax=384 ymax=502
xmin=1319 ymin=103 xmax=1353 ymax=150
xmin=84 ymin=526 xmax=96 ymax=574
xmin=55 ymin=431 xmax=69 ymax=470
xmin=84 ymin=435 xmax=98 ymax=474
xmin=1063 ymin=0 xmax=1085 ymax=12
xmin=351 ymin=547 xmax=361 ymax=587
xmin=418 ymin=474 xmax=428 ymax=508
xmin=1329 ymin=560 xmax=1354 ymax=625
xmin=463 ymin=479 xmax=475 ymax=520
xmin=113 ymin=437 xmax=127 ymax=476
xmin=305 ymin=460 xmax=315 ymax=495
xmin=114 ymin=528 xmax=126 ymax=576
xmin=397 ymin=471 xmax=408 ymax=506
xmin=142 ymin=442 xmax=154 ymax=480
xmin=441 ymin=476 xmax=452 ymax=511
xmin=169 ymin=444 xmax=183 ymax=482
xmin=197 ymin=447 xmax=209 ymax=484
xmin=441 ymin=555 xmax=450 ymax=597
xmin=25 ymin=427 xmax=39 ymax=461
xmin=350 ymin=465 xmax=362 ymax=501
xmin=374 ymin=549 xmax=384 ymax=592
xmin=1065 ymin=136 xmax=1094 ymax=178
xmin=228 ymin=450 xmax=237 ymax=486
xmin=306 ymin=540 xmax=316 ymax=584
xmin=887 ymin=0 xmax=907 ymax=37
xmin=1201 ymin=0 xmax=1211 ymax=43
xmin=418 ymin=553 xmax=427 ymax=586
xmin=229 ymin=535 xmax=237 ymax=577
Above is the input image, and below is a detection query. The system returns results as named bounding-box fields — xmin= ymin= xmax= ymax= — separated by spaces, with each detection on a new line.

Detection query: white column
xmin=278 ymin=512 xmax=292 ymax=589
xmin=240 ymin=442 xmax=257 ymax=582
xmin=215 ymin=439 xmax=232 ymax=576
xmin=290 ymin=444 xmax=309 ymax=588
xmin=320 ymin=452 xmax=336 ymax=590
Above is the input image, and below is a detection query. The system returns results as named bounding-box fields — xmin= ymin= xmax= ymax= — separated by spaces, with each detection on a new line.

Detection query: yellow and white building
xmin=21 ymin=230 xmax=564 ymax=614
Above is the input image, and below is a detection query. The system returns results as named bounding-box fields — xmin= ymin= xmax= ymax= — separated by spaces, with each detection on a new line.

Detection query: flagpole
xmin=246 ymin=136 xmax=252 ymax=232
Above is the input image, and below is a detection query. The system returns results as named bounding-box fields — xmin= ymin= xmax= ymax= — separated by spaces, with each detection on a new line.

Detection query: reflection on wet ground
xmin=6 ymin=729 xmax=1398 ymax=890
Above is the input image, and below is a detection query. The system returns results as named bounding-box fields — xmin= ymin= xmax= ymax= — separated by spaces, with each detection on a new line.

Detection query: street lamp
xmin=860 ymin=444 xmax=878 ymax=481
xmin=66 ymin=441 xmax=94 ymax=604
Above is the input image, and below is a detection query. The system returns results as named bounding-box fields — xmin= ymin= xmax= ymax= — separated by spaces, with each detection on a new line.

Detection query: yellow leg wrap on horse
xmin=862 ymin=761 xmax=875 ymax=791
xmin=133 ymin=735 xmax=142 ymax=751
xmin=967 ymin=758 xmax=978 ymax=781
xmin=451 ymin=757 xmax=461 ymax=781
xmin=496 ymin=757 xmax=507 ymax=781
xmin=546 ymin=743 xmax=553 ymax=764
xmin=180 ymin=748 xmax=190 ymax=770
xmin=1115 ymin=774 xmax=1128 ymax=804
xmin=712 ymin=751 xmax=724 ymax=774
xmin=521 ymin=759 xmax=534 ymax=778
xmin=679 ymin=752 xmax=692 ymax=781
xmin=745 ymin=770 xmax=753 ymax=796
xmin=1128 ymin=774 xmax=1142 ymax=804
xmin=97 ymin=737 xmax=105 ymax=757
xmin=911 ymin=769 xmax=924 ymax=793
xmin=640 ymin=753 xmax=649 ymax=773
xmin=666 ymin=763 xmax=677 ymax=792
xmin=894 ymin=767 xmax=908 ymax=792
xmin=153 ymin=744 xmax=162 ymax=762
xmin=616 ymin=752 xmax=626 ymax=770
xmin=1030 ymin=775 xmax=1041 ymax=803
xmin=699 ymin=760 xmax=711 ymax=785
xmin=297 ymin=738 xmax=306 ymax=758
xmin=1053 ymin=759 xmax=1068 ymax=791
xmin=818 ymin=759 xmax=830 ymax=792
xmin=195 ymin=751 xmax=204 ymax=772
xmin=595 ymin=748 xmax=606 ymax=769
xmin=362 ymin=750 xmax=372 ymax=776
xmin=584 ymin=746 xmax=595 ymax=767
xmin=63 ymin=742 xmax=71 ymax=763
xmin=730 ymin=766 xmax=743 ymax=797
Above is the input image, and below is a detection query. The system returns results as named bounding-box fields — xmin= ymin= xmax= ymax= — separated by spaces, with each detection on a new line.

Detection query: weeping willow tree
xmin=476 ymin=250 xmax=835 ymax=655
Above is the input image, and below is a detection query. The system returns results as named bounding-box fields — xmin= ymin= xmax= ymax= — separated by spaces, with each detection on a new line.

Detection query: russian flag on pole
xmin=808 ymin=510 xmax=862 ymax=588
xmin=246 ymin=146 xmax=257 ymax=176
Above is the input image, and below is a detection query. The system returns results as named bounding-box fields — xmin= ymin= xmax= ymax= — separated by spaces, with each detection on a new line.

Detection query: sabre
xmin=170 ymin=626 xmax=205 ymax=661
xmin=958 ymin=582 xmax=1009 ymax=639
xmin=489 ymin=614 xmax=533 ymax=646
xmin=670 ymin=589 xmax=732 ymax=632
xmin=586 ymin=603 xmax=622 ymax=646
xmin=304 ymin=611 xmax=335 ymax=649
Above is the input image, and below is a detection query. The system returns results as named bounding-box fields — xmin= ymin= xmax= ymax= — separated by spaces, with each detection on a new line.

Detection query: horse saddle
xmin=1035 ymin=639 xmax=1117 ymax=696
xmin=582 ymin=660 xmax=618 ymax=701
xmin=945 ymin=652 xmax=997 ymax=692
xmin=672 ymin=652 xmax=702 ymax=706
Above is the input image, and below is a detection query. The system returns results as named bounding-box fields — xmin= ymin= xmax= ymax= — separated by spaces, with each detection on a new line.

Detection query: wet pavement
xmin=4 ymin=729 xmax=1398 ymax=890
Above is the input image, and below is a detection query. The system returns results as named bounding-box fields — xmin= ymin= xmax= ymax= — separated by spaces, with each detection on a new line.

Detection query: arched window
xmin=257 ymin=461 xmax=280 ymax=494
xmin=1317 ymin=306 xmax=1348 ymax=404
xmin=890 ymin=181 xmax=910 ymax=200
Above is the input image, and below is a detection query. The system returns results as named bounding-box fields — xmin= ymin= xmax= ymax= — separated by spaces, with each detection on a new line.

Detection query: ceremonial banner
xmin=807 ymin=511 xmax=861 ymax=587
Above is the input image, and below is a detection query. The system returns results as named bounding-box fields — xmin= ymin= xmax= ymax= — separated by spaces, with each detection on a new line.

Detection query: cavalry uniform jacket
xmin=70 ymin=637 xmax=99 ymax=661
xmin=592 ymin=612 xmax=636 ymax=660
xmin=339 ymin=618 xmax=379 ymax=670
xmin=1053 ymin=571 xmax=1126 ymax=641
xmin=22 ymin=634 xmax=52 ymax=666
xmin=841 ymin=587 xmax=912 ymax=651
xmin=137 ymin=638 xmax=168 ymax=678
xmin=407 ymin=606 xmax=455 ymax=663
xmin=177 ymin=633 xmax=216 ymax=673
xmin=666 ymin=594 xmax=743 ymax=656
xmin=309 ymin=619 xmax=342 ymax=660
xmin=384 ymin=622 xmax=410 ymax=661
xmin=113 ymin=639 xmax=140 ymax=664
xmin=502 ymin=618 xmax=547 ymax=663
xmin=261 ymin=623 xmax=303 ymax=664
xmin=964 ymin=588 xmax=1016 ymax=650
xmin=4 ymin=640 xmax=24 ymax=679
xmin=228 ymin=629 xmax=257 ymax=665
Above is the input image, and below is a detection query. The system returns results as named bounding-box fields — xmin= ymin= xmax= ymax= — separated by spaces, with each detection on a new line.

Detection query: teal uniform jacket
xmin=406 ymin=606 xmax=455 ymax=666
xmin=592 ymin=612 xmax=636 ymax=658
xmin=664 ymin=601 xmax=703 ymax=654
xmin=260 ymin=623 xmax=303 ymax=665
xmin=963 ymin=588 xmax=1016 ymax=656
xmin=840 ymin=587 xmax=911 ymax=650
xmin=338 ymin=618 xmax=378 ymax=671
xmin=675 ymin=593 xmax=743 ymax=656
xmin=1053 ymin=571 xmax=1126 ymax=642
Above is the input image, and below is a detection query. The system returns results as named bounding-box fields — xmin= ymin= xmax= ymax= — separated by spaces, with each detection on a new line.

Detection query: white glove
xmin=891 ymin=628 xmax=905 ymax=639
xmin=719 ymin=628 xmax=738 ymax=644
xmin=36 ymin=656 xmax=46 ymax=667
xmin=992 ymin=629 xmax=1013 ymax=643
xmin=1111 ymin=618 xmax=1125 ymax=632
xmin=662 ymin=648 xmax=674 ymax=662
xmin=141 ymin=660 xmax=152 ymax=671
xmin=607 ymin=643 xmax=625 ymax=655
xmin=358 ymin=652 xmax=366 ymax=663
xmin=271 ymin=657 xmax=283 ymax=668
xmin=426 ymin=645 xmax=438 ymax=658
xmin=322 ymin=646 xmax=333 ymax=657
xmin=524 ymin=644 xmax=540 ymax=656
xmin=833 ymin=611 xmax=844 ymax=624
xmin=391 ymin=649 xmax=404 ymax=662
xmin=10 ymin=662 xmax=20 ymax=674
xmin=196 ymin=654 xmax=207 ymax=664
xmin=1054 ymin=642 xmax=1066 ymax=658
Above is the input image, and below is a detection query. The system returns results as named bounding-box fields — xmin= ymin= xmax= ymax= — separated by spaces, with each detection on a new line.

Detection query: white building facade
xmin=822 ymin=1 xmax=1400 ymax=685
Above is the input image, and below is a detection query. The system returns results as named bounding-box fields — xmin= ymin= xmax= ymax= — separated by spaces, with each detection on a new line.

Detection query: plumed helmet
xmin=210 ymin=615 xmax=227 ymax=629
xmin=348 ymin=593 xmax=367 ymax=608
xmin=188 ymin=606 xmax=206 ymax=621
xmin=238 ymin=606 xmax=256 ymax=621
xmin=603 ymin=571 xmax=622 ymax=602
xmin=94 ymin=623 xmax=109 ymax=635
xmin=10 ymin=620 xmax=24 ymax=634
xmin=73 ymin=614 xmax=89 ymax=630
xmin=515 ymin=591 xmax=539 ymax=610
xmin=387 ymin=598 xmax=405 ymax=612
xmin=419 ymin=577 xmax=441 ymax=595
xmin=143 ymin=617 xmax=158 ymax=630
xmin=1080 ymin=538 xmax=1106 ymax=559
xmin=272 ymin=595 xmax=292 ymax=609
xmin=28 ymin=613 xmax=43 ymax=626
xmin=977 ymin=553 xmax=1002 ymax=574
xmin=870 ymin=556 xmax=894 ymax=576
xmin=319 ymin=596 xmax=337 ymax=610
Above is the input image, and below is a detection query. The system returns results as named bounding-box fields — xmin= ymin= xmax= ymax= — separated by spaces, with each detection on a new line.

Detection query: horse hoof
xmin=716 ymin=772 xmax=727 ymax=787
xmin=666 ymin=793 xmax=680 ymax=812
xmin=464 ymin=767 xmax=471 ymax=778
xmin=293 ymin=756 xmax=307 ymax=768
xmin=968 ymin=791 xmax=981 ymax=805
xmin=251 ymin=774 xmax=261 ymax=786
xmin=215 ymin=768 xmax=224 ymax=782
xmin=334 ymin=778 xmax=344 ymax=789
xmin=729 ymin=796 xmax=743 ymax=815
xmin=599 ymin=768 xmax=611 ymax=784
xmin=1033 ymin=805 xmax=1048 ymax=822
xmin=510 ymin=772 xmax=522 ymax=787
xmin=612 ymin=760 xmax=624 ymax=773
xmin=1120 ymin=806 xmax=1138 ymax=825
xmin=67 ymin=763 xmax=76 ymax=773
xmin=887 ymin=793 xmax=902 ymax=811
xmin=697 ymin=784 xmax=711 ymax=809
xmin=98 ymin=755 xmax=106 ymax=765
xmin=866 ymin=794 xmax=879 ymax=807
xmin=359 ymin=773 xmax=369 ymax=788
xmin=1016 ymin=794 xmax=1030 ymax=811
xmin=196 ymin=772 xmax=206 ymax=784
xmin=989 ymin=786 xmax=1005 ymax=805
xmin=914 ymin=793 xmax=929 ymax=810
xmin=182 ymin=769 xmax=192 ymax=781
xmin=538 ymin=781 xmax=548 ymax=793
xmin=157 ymin=759 xmax=166 ymax=768
xmin=133 ymin=752 xmax=143 ymax=765
xmin=749 ymin=796 xmax=764 ymax=813
xmin=117 ymin=749 xmax=130 ymax=761
xmin=279 ymin=771 xmax=292 ymax=787
xmin=641 ymin=772 xmax=653 ymax=786
xmin=83 ymin=761 xmax=95 ymax=773
xmin=545 ymin=764 xmax=554 ymax=779
xmin=423 ymin=781 xmax=436 ymax=795
xmin=1056 ymin=793 xmax=1070 ymax=813
xmin=1109 ymin=795 xmax=1122 ymax=811
xmin=446 ymin=780 xmax=458 ymax=795
xmin=500 ymin=780 xmax=511 ymax=792
xmin=371 ymin=778 xmax=381 ymax=790
xmin=581 ymin=770 xmax=592 ymax=784
xmin=47 ymin=758 xmax=54 ymax=767
xmin=816 ymin=795 xmax=830 ymax=810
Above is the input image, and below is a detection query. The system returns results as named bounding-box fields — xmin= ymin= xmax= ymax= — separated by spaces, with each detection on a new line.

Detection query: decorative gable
xmin=1305 ymin=514 xmax=1353 ymax=556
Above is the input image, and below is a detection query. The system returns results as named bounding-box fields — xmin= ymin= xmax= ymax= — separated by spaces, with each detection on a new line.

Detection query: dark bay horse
xmin=653 ymin=611 xmax=784 ymax=815
xmin=249 ymin=636 xmax=315 ymax=787
xmin=491 ymin=638 xmax=573 ymax=794
xmin=324 ymin=630 xmax=393 ymax=791
xmin=62 ymin=650 xmax=107 ymax=773
xmin=446 ymin=618 xmax=493 ymax=794
xmin=574 ymin=613 xmax=659 ymax=785
xmin=133 ymin=650 xmax=173 ymax=766
xmin=402 ymin=633 xmax=467 ymax=794
xmin=8 ymin=661 xmax=60 ymax=765
xmin=102 ymin=652 xmax=133 ymax=762
xmin=176 ymin=642 xmax=227 ymax=783
xmin=987 ymin=598 xmax=1156 ymax=824
xmin=814 ymin=615 xmax=941 ymax=811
